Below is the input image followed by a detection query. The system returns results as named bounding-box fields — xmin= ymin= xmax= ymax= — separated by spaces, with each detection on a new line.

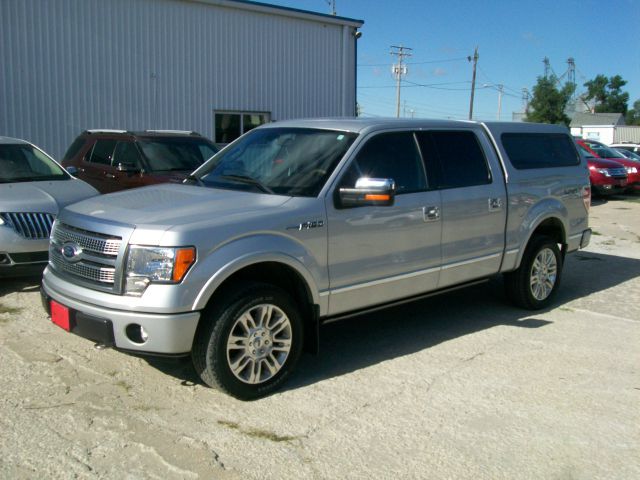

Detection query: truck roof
xmin=265 ymin=118 xmax=571 ymax=136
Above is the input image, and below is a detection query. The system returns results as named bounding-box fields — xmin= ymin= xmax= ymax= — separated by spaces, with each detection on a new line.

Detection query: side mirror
xmin=65 ymin=166 xmax=78 ymax=176
xmin=337 ymin=177 xmax=396 ymax=208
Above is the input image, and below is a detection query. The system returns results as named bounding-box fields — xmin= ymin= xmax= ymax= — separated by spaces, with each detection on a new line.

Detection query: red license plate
xmin=51 ymin=300 xmax=71 ymax=331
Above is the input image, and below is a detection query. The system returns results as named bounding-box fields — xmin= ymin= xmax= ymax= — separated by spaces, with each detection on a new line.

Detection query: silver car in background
xmin=0 ymin=136 xmax=99 ymax=277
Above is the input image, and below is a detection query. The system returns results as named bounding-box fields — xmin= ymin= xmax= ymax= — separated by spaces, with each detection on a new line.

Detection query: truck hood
xmin=0 ymin=179 xmax=98 ymax=213
xmin=63 ymin=184 xmax=292 ymax=228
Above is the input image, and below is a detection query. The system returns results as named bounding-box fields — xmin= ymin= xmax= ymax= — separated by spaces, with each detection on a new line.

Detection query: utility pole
xmin=543 ymin=57 xmax=550 ymax=78
xmin=390 ymin=45 xmax=412 ymax=118
xmin=468 ymin=47 xmax=478 ymax=120
xmin=325 ymin=0 xmax=336 ymax=15
xmin=522 ymin=88 xmax=530 ymax=113
xmin=496 ymin=84 xmax=503 ymax=120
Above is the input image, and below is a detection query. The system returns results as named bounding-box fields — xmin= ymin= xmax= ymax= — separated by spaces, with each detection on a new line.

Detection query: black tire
xmin=192 ymin=282 xmax=303 ymax=400
xmin=504 ymin=235 xmax=563 ymax=310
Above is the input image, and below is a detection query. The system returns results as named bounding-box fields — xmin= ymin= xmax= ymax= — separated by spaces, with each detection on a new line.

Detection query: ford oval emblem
xmin=61 ymin=242 xmax=83 ymax=263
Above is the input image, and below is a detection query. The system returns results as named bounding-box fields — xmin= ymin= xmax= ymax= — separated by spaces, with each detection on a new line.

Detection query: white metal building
xmin=0 ymin=0 xmax=363 ymax=158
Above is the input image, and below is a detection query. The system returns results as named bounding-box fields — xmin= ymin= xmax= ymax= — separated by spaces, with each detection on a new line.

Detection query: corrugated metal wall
xmin=0 ymin=0 xmax=359 ymax=158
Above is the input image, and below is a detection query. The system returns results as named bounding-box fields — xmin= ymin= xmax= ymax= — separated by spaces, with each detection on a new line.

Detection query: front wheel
xmin=192 ymin=283 xmax=303 ymax=400
xmin=504 ymin=236 xmax=563 ymax=310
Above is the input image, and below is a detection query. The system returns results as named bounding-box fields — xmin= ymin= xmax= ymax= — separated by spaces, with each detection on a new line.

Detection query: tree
xmin=525 ymin=75 xmax=575 ymax=126
xmin=584 ymin=74 xmax=629 ymax=114
xmin=625 ymin=99 xmax=640 ymax=125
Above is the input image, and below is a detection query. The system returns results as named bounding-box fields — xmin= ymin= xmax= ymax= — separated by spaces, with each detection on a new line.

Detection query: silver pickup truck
xmin=42 ymin=119 xmax=591 ymax=399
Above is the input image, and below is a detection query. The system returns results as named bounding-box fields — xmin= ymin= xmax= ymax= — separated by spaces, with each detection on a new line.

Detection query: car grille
xmin=50 ymin=222 xmax=122 ymax=289
xmin=607 ymin=167 xmax=627 ymax=179
xmin=0 ymin=212 xmax=54 ymax=239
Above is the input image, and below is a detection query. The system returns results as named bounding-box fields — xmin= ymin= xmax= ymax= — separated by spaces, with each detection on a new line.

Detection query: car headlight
xmin=626 ymin=166 xmax=638 ymax=174
xmin=125 ymin=245 xmax=196 ymax=296
xmin=596 ymin=168 xmax=611 ymax=177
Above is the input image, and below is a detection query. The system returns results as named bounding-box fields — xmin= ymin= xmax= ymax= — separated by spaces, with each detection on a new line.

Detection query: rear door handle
xmin=423 ymin=206 xmax=440 ymax=222
xmin=105 ymin=173 xmax=116 ymax=179
xmin=488 ymin=198 xmax=503 ymax=211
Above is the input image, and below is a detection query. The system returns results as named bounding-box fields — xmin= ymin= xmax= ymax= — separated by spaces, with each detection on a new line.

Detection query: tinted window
xmin=417 ymin=131 xmax=491 ymax=189
xmin=0 ymin=144 xmax=67 ymax=183
xmin=340 ymin=132 xmax=427 ymax=194
xmin=113 ymin=142 xmax=143 ymax=168
xmin=137 ymin=139 xmax=211 ymax=171
xmin=502 ymin=133 xmax=580 ymax=169
xmin=89 ymin=140 xmax=117 ymax=165
xmin=62 ymin=137 xmax=86 ymax=161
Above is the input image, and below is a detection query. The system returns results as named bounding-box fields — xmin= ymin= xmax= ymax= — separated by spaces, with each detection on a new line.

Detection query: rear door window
xmin=501 ymin=133 xmax=579 ymax=169
xmin=416 ymin=131 xmax=491 ymax=189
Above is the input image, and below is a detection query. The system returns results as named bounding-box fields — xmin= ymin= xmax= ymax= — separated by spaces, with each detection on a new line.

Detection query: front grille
xmin=50 ymin=248 xmax=115 ymax=283
xmin=50 ymin=222 xmax=122 ymax=289
xmin=53 ymin=223 xmax=121 ymax=256
xmin=607 ymin=167 xmax=627 ymax=178
xmin=1 ymin=212 xmax=54 ymax=239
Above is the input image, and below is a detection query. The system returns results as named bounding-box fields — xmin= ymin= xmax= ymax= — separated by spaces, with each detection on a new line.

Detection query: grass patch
xmin=0 ymin=303 xmax=21 ymax=315
xmin=591 ymin=231 xmax=601 ymax=236
xmin=115 ymin=380 xmax=133 ymax=393
xmin=217 ymin=420 xmax=299 ymax=443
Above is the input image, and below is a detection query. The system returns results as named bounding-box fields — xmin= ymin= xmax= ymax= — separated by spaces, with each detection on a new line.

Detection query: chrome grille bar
xmin=1 ymin=212 xmax=54 ymax=239
xmin=53 ymin=223 xmax=121 ymax=256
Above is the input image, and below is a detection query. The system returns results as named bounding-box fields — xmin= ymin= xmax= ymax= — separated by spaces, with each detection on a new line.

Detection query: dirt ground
xmin=1 ymin=195 xmax=639 ymax=479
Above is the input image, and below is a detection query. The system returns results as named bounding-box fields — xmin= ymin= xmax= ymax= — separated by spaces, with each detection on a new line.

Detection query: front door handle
xmin=105 ymin=173 xmax=116 ymax=179
xmin=423 ymin=206 xmax=440 ymax=222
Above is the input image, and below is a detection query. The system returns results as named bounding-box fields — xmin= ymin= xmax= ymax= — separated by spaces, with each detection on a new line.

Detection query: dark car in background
xmin=62 ymin=130 xmax=218 ymax=193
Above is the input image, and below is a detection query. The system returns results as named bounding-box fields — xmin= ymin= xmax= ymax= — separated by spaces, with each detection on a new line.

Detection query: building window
xmin=214 ymin=111 xmax=271 ymax=144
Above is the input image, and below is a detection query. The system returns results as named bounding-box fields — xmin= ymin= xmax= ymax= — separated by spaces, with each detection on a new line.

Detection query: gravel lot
xmin=1 ymin=195 xmax=639 ymax=479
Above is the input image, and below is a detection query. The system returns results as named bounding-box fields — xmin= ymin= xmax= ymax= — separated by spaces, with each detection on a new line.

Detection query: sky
xmin=266 ymin=0 xmax=640 ymax=121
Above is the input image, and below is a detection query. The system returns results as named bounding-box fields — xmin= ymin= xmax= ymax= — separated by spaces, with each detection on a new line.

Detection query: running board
xmin=320 ymin=277 xmax=492 ymax=325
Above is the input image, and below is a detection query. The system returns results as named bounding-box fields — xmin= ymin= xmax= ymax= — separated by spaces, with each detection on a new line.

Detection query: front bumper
xmin=41 ymin=277 xmax=200 ymax=355
xmin=0 ymin=251 xmax=48 ymax=278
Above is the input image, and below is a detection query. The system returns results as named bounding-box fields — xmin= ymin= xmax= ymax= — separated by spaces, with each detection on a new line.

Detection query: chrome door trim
xmin=441 ymin=252 xmax=502 ymax=271
xmin=329 ymin=266 xmax=441 ymax=295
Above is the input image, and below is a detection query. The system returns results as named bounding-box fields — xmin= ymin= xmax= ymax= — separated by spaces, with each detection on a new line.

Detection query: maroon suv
xmin=62 ymin=130 xmax=218 ymax=193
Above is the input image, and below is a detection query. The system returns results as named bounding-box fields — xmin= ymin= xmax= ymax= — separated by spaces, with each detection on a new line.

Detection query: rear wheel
xmin=192 ymin=283 xmax=303 ymax=400
xmin=505 ymin=235 xmax=562 ymax=310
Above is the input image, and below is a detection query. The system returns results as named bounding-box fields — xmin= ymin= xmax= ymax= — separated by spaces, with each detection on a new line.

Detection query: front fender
xmin=190 ymin=233 xmax=324 ymax=312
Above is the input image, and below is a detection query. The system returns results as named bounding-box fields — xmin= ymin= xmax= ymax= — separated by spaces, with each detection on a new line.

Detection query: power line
xmin=358 ymin=56 xmax=467 ymax=67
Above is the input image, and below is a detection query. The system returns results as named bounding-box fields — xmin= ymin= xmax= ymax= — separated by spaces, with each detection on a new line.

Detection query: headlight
xmin=596 ymin=168 xmax=611 ymax=177
xmin=125 ymin=245 xmax=196 ymax=296
xmin=626 ymin=167 xmax=638 ymax=174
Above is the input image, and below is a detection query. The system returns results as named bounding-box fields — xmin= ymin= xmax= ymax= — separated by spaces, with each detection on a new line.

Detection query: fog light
xmin=125 ymin=324 xmax=149 ymax=344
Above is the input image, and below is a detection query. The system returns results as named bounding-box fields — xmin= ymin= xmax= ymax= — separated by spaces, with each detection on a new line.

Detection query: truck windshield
xmin=0 ymin=144 xmax=69 ymax=183
xmin=195 ymin=128 xmax=357 ymax=196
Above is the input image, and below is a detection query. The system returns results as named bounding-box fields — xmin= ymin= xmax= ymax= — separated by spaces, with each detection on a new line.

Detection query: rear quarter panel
xmin=482 ymin=123 xmax=590 ymax=271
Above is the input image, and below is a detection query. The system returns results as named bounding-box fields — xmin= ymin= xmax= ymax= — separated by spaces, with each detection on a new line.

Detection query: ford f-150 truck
xmin=42 ymin=119 xmax=592 ymax=399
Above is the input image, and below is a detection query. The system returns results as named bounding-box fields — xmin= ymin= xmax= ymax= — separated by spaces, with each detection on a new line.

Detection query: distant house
xmin=570 ymin=113 xmax=626 ymax=144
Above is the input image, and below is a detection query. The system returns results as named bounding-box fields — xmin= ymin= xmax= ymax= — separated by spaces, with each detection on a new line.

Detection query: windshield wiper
xmin=218 ymin=174 xmax=274 ymax=194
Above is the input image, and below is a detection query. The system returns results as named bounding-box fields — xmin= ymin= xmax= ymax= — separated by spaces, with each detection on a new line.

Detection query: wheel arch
xmin=515 ymin=215 xmax=567 ymax=270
